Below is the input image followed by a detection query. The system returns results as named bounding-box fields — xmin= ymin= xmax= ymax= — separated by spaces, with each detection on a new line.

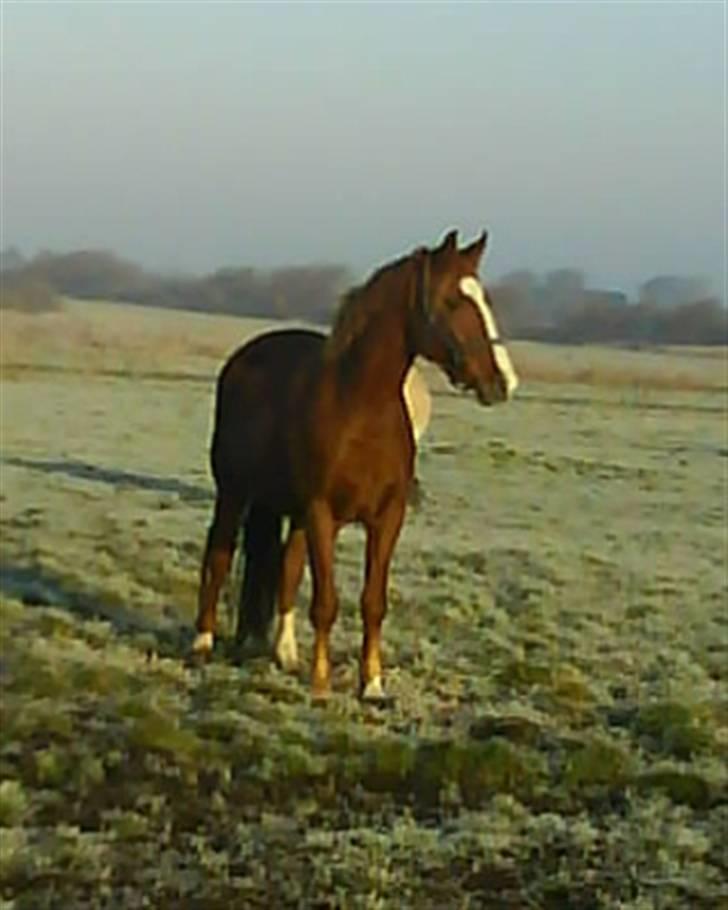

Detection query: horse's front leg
xmin=360 ymin=495 xmax=406 ymax=702
xmin=306 ymin=500 xmax=339 ymax=699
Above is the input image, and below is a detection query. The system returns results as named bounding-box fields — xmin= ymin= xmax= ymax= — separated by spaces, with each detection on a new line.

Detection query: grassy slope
xmin=0 ymin=301 xmax=726 ymax=909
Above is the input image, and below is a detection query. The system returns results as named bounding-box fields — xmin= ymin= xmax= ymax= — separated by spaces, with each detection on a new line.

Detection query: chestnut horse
xmin=233 ymin=352 xmax=430 ymax=653
xmin=193 ymin=229 xmax=518 ymax=700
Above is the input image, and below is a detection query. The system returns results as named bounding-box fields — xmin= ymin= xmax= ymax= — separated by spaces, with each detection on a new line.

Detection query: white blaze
xmin=402 ymin=364 xmax=432 ymax=444
xmin=458 ymin=276 xmax=519 ymax=398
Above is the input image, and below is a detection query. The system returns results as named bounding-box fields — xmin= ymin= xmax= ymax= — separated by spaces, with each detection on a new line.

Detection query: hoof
xmin=360 ymin=676 xmax=395 ymax=707
xmin=239 ymin=634 xmax=271 ymax=660
xmin=311 ymin=677 xmax=332 ymax=703
xmin=187 ymin=632 xmax=213 ymax=668
xmin=274 ymin=638 xmax=299 ymax=674
xmin=275 ymin=653 xmax=300 ymax=675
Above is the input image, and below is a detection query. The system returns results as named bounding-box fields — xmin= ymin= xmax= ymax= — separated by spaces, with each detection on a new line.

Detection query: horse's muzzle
xmin=475 ymin=375 xmax=509 ymax=406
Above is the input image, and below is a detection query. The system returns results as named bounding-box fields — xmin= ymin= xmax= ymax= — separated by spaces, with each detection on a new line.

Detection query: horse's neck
xmin=339 ymin=298 xmax=413 ymax=404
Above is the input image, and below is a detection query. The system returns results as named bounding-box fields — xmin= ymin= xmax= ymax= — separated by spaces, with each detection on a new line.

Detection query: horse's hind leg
xmin=274 ymin=524 xmax=307 ymax=673
xmin=192 ymin=493 xmax=244 ymax=655
xmin=360 ymin=496 xmax=406 ymax=702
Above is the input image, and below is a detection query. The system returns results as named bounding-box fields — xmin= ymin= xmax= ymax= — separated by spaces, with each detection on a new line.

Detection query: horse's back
xmin=219 ymin=328 xmax=325 ymax=388
xmin=211 ymin=328 xmax=326 ymax=505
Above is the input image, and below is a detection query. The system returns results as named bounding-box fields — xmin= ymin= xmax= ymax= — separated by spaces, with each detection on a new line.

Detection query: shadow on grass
xmin=1 ymin=454 xmax=211 ymax=503
xmin=0 ymin=560 xmax=190 ymax=657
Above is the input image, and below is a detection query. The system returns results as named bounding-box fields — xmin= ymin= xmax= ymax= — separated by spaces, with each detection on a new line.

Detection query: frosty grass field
xmin=1 ymin=300 xmax=726 ymax=909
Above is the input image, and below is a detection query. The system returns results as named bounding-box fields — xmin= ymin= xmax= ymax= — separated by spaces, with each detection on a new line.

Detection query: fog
xmin=3 ymin=3 xmax=725 ymax=298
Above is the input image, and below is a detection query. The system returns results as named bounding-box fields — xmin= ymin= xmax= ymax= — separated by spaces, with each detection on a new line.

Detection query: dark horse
xmin=193 ymin=229 xmax=518 ymax=699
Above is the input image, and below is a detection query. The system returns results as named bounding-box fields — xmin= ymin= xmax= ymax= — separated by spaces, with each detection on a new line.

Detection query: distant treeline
xmin=1 ymin=247 xmax=725 ymax=346
xmin=0 ymin=248 xmax=349 ymax=325
xmin=493 ymin=269 xmax=726 ymax=346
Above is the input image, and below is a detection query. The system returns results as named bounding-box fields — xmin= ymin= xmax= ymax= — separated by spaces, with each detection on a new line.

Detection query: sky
xmin=2 ymin=1 xmax=725 ymax=297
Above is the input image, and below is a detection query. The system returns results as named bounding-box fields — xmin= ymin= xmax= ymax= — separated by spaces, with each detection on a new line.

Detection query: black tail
xmin=234 ymin=503 xmax=284 ymax=648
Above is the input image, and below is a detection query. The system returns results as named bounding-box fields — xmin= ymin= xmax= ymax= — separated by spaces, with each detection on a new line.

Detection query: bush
xmin=19 ymin=249 xmax=151 ymax=301
xmin=0 ymin=276 xmax=63 ymax=313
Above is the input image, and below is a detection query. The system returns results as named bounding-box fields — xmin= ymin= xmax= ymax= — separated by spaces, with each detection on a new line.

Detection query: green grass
xmin=1 ymin=302 xmax=726 ymax=908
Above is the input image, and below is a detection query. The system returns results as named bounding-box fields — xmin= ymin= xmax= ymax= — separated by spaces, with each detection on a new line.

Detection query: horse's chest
xmin=327 ymin=427 xmax=412 ymax=522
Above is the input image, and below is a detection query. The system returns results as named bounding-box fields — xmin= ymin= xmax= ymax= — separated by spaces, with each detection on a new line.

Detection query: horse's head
xmin=412 ymin=229 xmax=518 ymax=406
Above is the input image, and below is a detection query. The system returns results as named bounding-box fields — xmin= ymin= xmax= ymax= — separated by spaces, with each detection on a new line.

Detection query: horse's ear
xmin=437 ymin=229 xmax=458 ymax=254
xmin=460 ymin=230 xmax=488 ymax=270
